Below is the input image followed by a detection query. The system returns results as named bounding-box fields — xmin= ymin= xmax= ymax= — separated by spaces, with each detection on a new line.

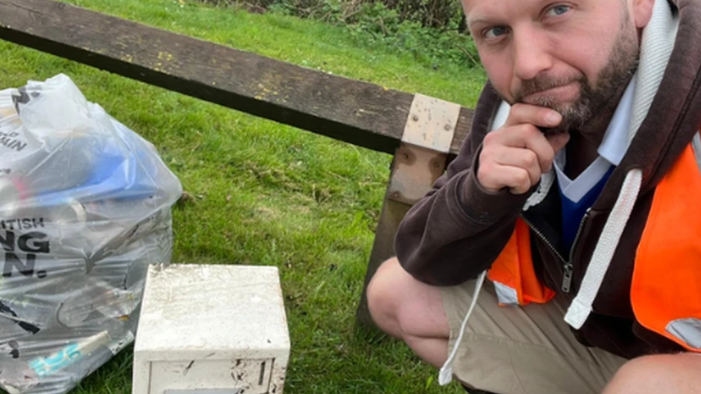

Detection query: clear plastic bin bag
xmin=0 ymin=74 xmax=182 ymax=393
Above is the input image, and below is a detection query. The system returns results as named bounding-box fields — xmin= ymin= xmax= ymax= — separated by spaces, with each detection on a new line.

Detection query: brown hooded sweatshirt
xmin=395 ymin=0 xmax=701 ymax=359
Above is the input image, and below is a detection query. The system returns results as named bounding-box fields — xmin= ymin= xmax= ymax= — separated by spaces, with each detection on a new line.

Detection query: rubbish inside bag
xmin=0 ymin=74 xmax=182 ymax=394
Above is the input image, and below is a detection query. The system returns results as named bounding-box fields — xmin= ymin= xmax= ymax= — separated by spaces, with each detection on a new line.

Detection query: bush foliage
xmin=195 ymin=0 xmax=480 ymax=69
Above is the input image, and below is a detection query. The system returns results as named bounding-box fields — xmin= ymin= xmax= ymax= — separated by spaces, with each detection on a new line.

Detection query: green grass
xmin=0 ymin=0 xmax=486 ymax=393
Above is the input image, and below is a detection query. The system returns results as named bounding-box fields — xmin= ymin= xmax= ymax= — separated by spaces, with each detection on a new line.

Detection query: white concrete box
xmin=133 ymin=264 xmax=290 ymax=394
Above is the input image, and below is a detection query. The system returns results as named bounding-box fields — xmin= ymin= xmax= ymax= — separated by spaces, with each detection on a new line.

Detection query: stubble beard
xmin=508 ymin=19 xmax=640 ymax=135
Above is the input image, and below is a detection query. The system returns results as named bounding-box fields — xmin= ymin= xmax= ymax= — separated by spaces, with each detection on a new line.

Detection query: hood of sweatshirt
xmin=596 ymin=0 xmax=701 ymax=208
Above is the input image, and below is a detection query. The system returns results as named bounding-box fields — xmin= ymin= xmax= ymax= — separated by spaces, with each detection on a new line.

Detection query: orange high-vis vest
xmin=488 ymin=219 xmax=556 ymax=306
xmin=488 ymin=134 xmax=701 ymax=352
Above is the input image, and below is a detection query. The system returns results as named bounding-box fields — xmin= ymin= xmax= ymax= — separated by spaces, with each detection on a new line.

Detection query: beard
xmin=508 ymin=17 xmax=640 ymax=134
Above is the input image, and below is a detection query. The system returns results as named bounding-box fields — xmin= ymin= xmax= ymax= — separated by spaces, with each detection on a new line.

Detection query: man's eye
xmin=546 ymin=4 xmax=571 ymax=16
xmin=484 ymin=26 xmax=509 ymax=39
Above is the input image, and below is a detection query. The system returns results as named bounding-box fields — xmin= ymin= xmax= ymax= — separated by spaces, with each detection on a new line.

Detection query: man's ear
xmin=632 ymin=0 xmax=656 ymax=29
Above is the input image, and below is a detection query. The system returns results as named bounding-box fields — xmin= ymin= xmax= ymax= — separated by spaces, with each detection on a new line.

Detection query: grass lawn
xmin=0 ymin=0 xmax=487 ymax=392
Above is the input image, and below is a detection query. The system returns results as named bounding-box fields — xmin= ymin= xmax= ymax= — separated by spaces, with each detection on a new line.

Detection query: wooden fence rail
xmin=0 ymin=0 xmax=475 ymax=326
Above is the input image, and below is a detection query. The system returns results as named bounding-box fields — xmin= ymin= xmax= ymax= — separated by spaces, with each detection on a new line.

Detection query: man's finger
xmin=478 ymin=164 xmax=533 ymax=195
xmin=547 ymin=132 xmax=571 ymax=153
xmin=502 ymin=167 xmax=533 ymax=195
xmin=491 ymin=146 xmax=542 ymax=186
xmin=488 ymin=124 xmax=557 ymax=173
xmin=504 ymin=103 xmax=562 ymax=129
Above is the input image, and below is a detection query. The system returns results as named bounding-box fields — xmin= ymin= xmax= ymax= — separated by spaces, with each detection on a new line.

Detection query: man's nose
xmin=512 ymin=28 xmax=553 ymax=81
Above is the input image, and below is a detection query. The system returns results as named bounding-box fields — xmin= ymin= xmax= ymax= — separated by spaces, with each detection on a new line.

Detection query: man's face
xmin=464 ymin=0 xmax=644 ymax=133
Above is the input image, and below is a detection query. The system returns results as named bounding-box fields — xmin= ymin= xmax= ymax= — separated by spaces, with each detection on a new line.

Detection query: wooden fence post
xmin=356 ymin=95 xmax=460 ymax=328
xmin=355 ymin=156 xmax=412 ymax=329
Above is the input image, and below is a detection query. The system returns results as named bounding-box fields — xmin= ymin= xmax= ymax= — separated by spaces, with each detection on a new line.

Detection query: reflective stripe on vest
xmin=488 ymin=132 xmax=701 ymax=351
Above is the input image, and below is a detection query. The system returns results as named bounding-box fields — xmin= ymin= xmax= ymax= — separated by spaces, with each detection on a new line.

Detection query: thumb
xmin=547 ymin=132 xmax=570 ymax=153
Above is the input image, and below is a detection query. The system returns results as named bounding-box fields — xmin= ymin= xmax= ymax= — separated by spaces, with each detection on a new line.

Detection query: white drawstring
xmin=439 ymin=270 xmax=487 ymax=385
xmin=564 ymin=169 xmax=642 ymax=328
xmin=441 ymin=169 xmax=643 ymax=384
xmin=565 ymin=0 xmax=677 ymax=329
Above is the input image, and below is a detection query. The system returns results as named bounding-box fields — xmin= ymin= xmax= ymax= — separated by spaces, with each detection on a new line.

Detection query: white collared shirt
xmin=554 ymin=74 xmax=637 ymax=202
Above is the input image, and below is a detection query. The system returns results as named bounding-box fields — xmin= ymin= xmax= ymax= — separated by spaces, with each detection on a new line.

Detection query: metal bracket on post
xmin=388 ymin=94 xmax=460 ymax=205
xmin=401 ymin=93 xmax=460 ymax=154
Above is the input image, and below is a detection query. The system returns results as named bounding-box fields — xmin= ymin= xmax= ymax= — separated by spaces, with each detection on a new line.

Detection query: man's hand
xmin=477 ymin=104 xmax=570 ymax=194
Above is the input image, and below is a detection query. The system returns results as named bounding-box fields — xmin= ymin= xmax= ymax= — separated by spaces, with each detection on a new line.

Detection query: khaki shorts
xmin=442 ymin=280 xmax=627 ymax=394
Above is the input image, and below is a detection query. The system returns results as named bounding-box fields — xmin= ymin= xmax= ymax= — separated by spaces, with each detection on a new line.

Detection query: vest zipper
xmin=521 ymin=210 xmax=591 ymax=294
xmin=561 ymin=264 xmax=573 ymax=293
xmin=520 ymin=214 xmax=566 ymax=262
xmin=563 ymin=209 xmax=591 ymax=293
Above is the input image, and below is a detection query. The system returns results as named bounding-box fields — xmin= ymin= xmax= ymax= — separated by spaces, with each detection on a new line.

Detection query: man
xmin=367 ymin=0 xmax=701 ymax=393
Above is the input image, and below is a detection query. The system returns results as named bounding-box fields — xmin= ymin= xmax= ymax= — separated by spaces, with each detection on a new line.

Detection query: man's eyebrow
xmin=466 ymin=16 xmax=490 ymax=28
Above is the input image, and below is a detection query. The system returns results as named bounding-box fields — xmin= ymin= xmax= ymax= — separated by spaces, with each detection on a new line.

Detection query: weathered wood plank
xmin=0 ymin=0 xmax=473 ymax=155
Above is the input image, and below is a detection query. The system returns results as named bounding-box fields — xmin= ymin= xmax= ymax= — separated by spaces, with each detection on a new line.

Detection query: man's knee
xmin=367 ymin=257 xmax=403 ymax=336
xmin=603 ymin=353 xmax=701 ymax=393
xmin=367 ymin=257 xmax=449 ymax=340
